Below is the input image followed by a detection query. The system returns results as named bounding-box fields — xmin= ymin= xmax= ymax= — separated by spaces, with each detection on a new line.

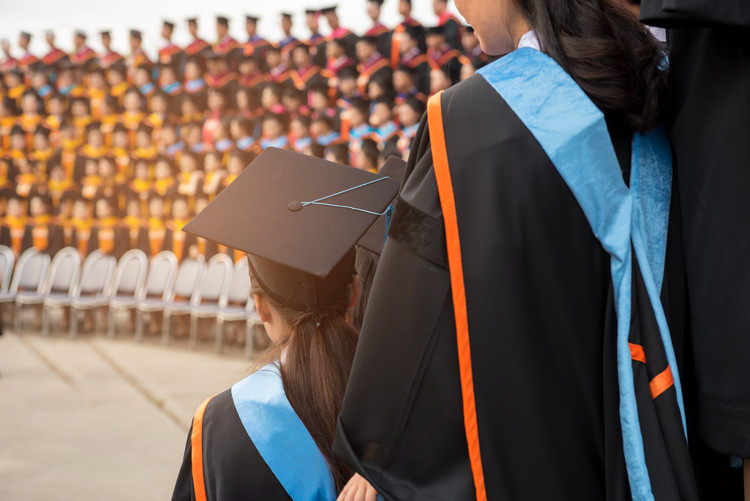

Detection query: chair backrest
xmin=74 ymin=250 xmax=116 ymax=297
xmin=110 ymin=249 xmax=148 ymax=297
xmin=0 ymin=245 xmax=15 ymax=292
xmin=11 ymin=249 xmax=51 ymax=294
xmin=169 ymin=257 xmax=205 ymax=301
xmin=44 ymin=247 xmax=81 ymax=295
xmin=226 ymin=258 xmax=252 ymax=305
xmin=194 ymin=253 xmax=234 ymax=306
xmin=141 ymin=250 xmax=179 ymax=300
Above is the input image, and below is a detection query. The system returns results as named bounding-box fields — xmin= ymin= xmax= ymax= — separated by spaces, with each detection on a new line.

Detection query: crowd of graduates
xmin=0 ymin=0 xmax=494 ymax=265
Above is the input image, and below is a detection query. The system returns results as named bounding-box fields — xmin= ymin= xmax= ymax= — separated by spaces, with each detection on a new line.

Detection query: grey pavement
xmin=0 ymin=328 xmax=255 ymax=501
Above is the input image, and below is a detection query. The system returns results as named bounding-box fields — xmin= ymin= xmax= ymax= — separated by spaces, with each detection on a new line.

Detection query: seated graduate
xmin=171 ymin=148 xmax=399 ymax=501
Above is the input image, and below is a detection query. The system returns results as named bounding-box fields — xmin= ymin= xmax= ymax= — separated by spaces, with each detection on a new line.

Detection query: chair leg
xmin=215 ymin=318 xmax=224 ymax=354
xmin=108 ymin=308 xmax=115 ymax=338
xmin=135 ymin=310 xmax=143 ymax=342
xmin=161 ymin=311 xmax=170 ymax=346
xmin=41 ymin=305 xmax=49 ymax=336
xmin=14 ymin=303 xmax=22 ymax=333
xmin=189 ymin=315 xmax=198 ymax=350
xmin=69 ymin=308 xmax=78 ymax=339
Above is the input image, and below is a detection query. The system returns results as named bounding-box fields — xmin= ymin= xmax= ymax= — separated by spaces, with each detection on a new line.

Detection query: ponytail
xmin=518 ymin=0 xmax=668 ymax=132
xmin=250 ymin=272 xmax=358 ymax=492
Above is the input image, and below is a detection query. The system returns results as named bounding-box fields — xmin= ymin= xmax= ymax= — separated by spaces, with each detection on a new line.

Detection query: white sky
xmin=0 ymin=0 xmax=464 ymax=58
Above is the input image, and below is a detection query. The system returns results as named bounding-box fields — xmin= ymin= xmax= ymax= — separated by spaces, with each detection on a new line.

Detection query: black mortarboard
xmin=320 ymin=6 xmax=338 ymax=15
xmin=305 ymin=9 xmax=319 ymax=15
xmin=163 ymin=20 xmax=175 ymax=30
xmin=183 ymin=148 xmax=399 ymax=309
xmin=20 ymin=32 xmax=31 ymax=39
xmin=357 ymin=156 xmax=407 ymax=255
xmin=216 ymin=16 xmax=229 ymax=26
xmin=100 ymin=30 xmax=111 ymax=37
xmin=246 ymin=15 xmax=260 ymax=23
xmin=368 ymin=0 xmax=385 ymax=5
xmin=186 ymin=17 xmax=198 ymax=24
xmin=426 ymin=25 xmax=445 ymax=37
xmin=403 ymin=24 xmax=425 ymax=41
xmin=130 ymin=29 xmax=142 ymax=39
xmin=281 ymin=12 xmax=293 ymax=20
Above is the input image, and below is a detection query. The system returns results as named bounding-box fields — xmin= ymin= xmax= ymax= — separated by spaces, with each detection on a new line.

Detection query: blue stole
xmin=477 ymin=48 xmax=685 ymax=501
xmin=231 ymin=363 xmax=337 ymax=501
xmin=317 ymin=132 xmax=340 ymax=147
xmin=261 ymin=136 xmax=289 ymax=150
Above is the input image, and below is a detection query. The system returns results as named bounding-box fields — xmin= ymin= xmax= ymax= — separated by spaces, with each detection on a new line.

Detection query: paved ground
xmin=0 ymin=324 xmax=257 ymax=501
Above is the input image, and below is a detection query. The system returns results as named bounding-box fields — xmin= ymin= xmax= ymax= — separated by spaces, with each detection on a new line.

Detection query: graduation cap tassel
xmin=293 ymin=177 xmax=392 ymax=216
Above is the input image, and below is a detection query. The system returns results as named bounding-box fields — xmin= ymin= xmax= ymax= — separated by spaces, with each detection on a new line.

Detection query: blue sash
xmin=231 ymin=363 xmax=337 ymax=501
xmin=478 ymin=48 xmax=685 ymax=501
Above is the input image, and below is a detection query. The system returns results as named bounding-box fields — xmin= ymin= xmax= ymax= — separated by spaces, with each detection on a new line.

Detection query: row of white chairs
xmin=0 ymin=246 xmax=261 ymax=357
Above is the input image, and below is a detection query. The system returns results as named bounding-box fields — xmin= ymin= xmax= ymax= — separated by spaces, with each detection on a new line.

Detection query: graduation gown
xmin=172 ymin=363 xmax=337 ymax=501
xmin=640 ymin=2 xmax=750 ymax=498
xmin=334 ymin=48 xmax=697 ymax=500
xmin=21 ymin=216 xmax=66 ymax=256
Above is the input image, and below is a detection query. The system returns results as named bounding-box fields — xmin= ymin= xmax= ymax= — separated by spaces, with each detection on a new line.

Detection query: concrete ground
xmin=0 ymin=322 xmax=258 ymax=501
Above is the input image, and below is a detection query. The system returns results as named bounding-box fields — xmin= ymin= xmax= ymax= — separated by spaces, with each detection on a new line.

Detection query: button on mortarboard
xmin=183 ymin=148 xmax=399 ymax=307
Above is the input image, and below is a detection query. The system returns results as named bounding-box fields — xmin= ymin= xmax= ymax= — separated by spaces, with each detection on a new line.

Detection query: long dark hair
xmin=250 ymin=271 xmax=358 ymax=492
xmin=517 ymin=0 xmax=667 ymax=132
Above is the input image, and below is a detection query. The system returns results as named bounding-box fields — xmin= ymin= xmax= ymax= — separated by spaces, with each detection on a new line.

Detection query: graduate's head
xmin=261 ymin=113 xmax=285 ymax=139
xmin=180 ymin=95 xmax=199 ymax=117
xmin=171 ymin=196 xmax=189 ymax=220
xmin=229 ymin=116 xmax=251 ymax=139
xmin=45 ymin=93 xmax=65 ymax=116
xmin=325 ymin=37 xmax=346 ymax=59
xmin=290 ymin=115 xmax=310 ymax=138
xmin=106 ymin=63 xmax=126 ymax=85
xmin=393 ymin=66 xmax=416 ymax=92
xmin=430 ymin=66 xmax=452 ymax=93
xmin=88 ymin=68 xmax=106 ymax=89
xmin=10 ymin=125 xmax=27 ymax=151
xmin=184 ymin=121 xmax=202 ymax=145
xmin=135 ymin=124 xmax=154 ymax=148
xmin=45 ymin=30 xmax=56 ymax=47
xmin=399 ymin=0 xmax=412 ymax=17
xmin=184 ymin=58 xmax=202 ymax=80
xmin=95 ymin=196 xmax=114 ymax=219
xmin=369 ymin=98 xmax=393 ymax=127
xmin=133 ymin=159 xmax=150 ymax=180
xmin=348 ymin=98 xmax=370 ymax=127
xmin=150 ymin=92 xmax=169 ymax=115
xmin=280 ymin=13 xmax=293 ymax=35
xmin=291 ymin=44 xmax=312 ymax=68
xmin=125 ymin=197 xmax=141 ymax=217
xmin=227 ymin=150 xmax=249 ymax=175
xmin=48 ymin=162 xmax=66 ymax=182
xmin=73 ymin=30 xmax=86 ymax=49
xmin=400 ymin=25 xmax=423 ymax=54
xmin=98 ymin=155 xmax=117 ymax=178
xmin=206 ymin=88 xmax=226 ymax=112
xmin=433 ymin=0 xmax=448 ymax=15
xmin=85 ymin=123 xmax=104 ymax=147
xmin=309 ymin=85 xmax=330 ymax=111
xmin=147 ymin=195 xmax=165 ymax=218
xmin=324 ymin=142 xmax=349 ymax=165
xmin=358 ymin=138 xmax=379 ymax=171
xmin=183 ymin=149 xmax=398 ymax=490
xmin=461 ymin=25 xmax=479 ymax=51
xmin=123 ymin=88 xmax=143 ymax=112
xmin=281 ymin=86 xmax=304 ymax=111
xmin=33 ymin=125 xmax=51 ymax=151
xmin=398 ymin=96 xmax=425 ymax=127
xmin=367 ymin=75 xmax=392 ymax=100
xmin=264 ymin=45 xmax=282 ymax=69
xmin=154 ymin=157 xmax=173 ymax=179
xmin=18 ymin=31 xmax=31 ymax=50
xmin=187 ymin=17 xmax=199 ymax=37
xmin=305 ymin=9 xmax=319 ymax=32
xmin=1 ymin=97 xmax=16 ymax=117
xmin=337 ymin=66 xmax=359 ymax=97
xmin=29 ymin=194 xmax=51 ymax=218
xmin=6 ymin=196 xmax=24 ymax=218
xmin=321 ymin=6 xmax=340 ymax=29
xmin=203 ymin=151 xmax=221 ymax=172
xmin=133 ymin=65 xmax=152 ymax=88
xmin=84 ymin=158 xmax=98 ymax=177
xmin=260 ymin=83 xmax=282 ymax=109
xmin=159 ymin=64 xmax=177 ymax=86
xmin=112 ymin=124 xmax=129 ymax=149
xmin=160 ymin=122 xmax=178 ymax=145
xmin=367 ymin=0 xmax=383 ymax=22
xmin=179 ymin=152 xmax=197 ymax=173
xmin=162 ymin=20 xmax=175 ymax=40
xmin=310 ymin=115 xmax=333 ymax=137
xmin=245 ymin=15 xmax=259 ymax=36
xmin=215 ymin=16 xmax=230 ymax=38
xmin=69 ymin=97 xmax=90 ymax=118
xmin=355 ymin=36 xmax=378 ymax=63
xmin=71 ymin=197 xmax=90 ymax=219
xmin=238 ymin=56 xmax=258 ymax=77
xmin=129 ymin=29 xmax=142 ymax=51
xmin=99 ymin=30 xmax=111 ymax=49
xmin=460 ymin=59 xmax=476 ymax=80
xmin=425 ymin=25 xmax=446 ymax=50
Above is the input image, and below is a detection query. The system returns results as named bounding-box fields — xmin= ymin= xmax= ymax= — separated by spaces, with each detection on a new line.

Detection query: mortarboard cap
xmin=163 ymin=20 xmax=175 ymax=30
xmin=99 ymin=30 xmax=111 ymax=37
xmin=281 ymin=12 xmax=293 ymax=20
xmin=74 ymin=30 xmax=87 ymax=39
xmin=357 ymin=156 xmax=407 ymax=255
xmin=20 ymin=32 xmax=32 ymax=40
xmin=305 ymin=9 xmax=319 ymax=16
xmin=216 ymin=16 xmax=230 ymax=26
xmin=130 ymin=29 xmax=142 ymax=39
xmin=186 ymin=17 xmax=198 ymax=24
xmin=368 ymin=0 xmax=385 ymax=5
xmin=183 ymin=148 xmax=399 ymax=309
xmin=403 ymin=24 xmax=425 ymax=41
xmin=246 ymin=15 xmax=260 ymax=23
xmin=320 ymin=6 xmax=338 ymax=15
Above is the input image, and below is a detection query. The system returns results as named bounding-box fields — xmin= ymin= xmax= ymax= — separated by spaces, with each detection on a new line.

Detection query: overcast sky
xmin=0 ymin=0 xmax=465 ymax=58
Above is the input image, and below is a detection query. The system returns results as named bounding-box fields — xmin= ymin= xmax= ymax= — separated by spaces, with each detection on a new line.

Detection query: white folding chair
xmin=0 ymin=245 xmax=15 ymax=294
xmin=106 ymin=249 xmax=149 ymax=338
xmin=187 ymin=253 xmax=234 ymax=349
xmin=133 ymin=251 xmax=179 ymax=342
xmin=69 ymin=251 xmax=116 ymax=338
xmin=214 ymin=258 xmax=256 ymax=355
xmin=15 ymin=247 xmax=81 ymax=334
xmin=161 ymin=257 xmax=206 ymax=345
xmin=3 ymin=249 xmax=50 ymax=331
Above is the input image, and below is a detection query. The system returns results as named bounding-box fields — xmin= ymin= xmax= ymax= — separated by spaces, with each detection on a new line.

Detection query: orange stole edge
xmin=191 ymin=395 xmax=215 ymax=501
xmin=426 ymin=92 xmax=487 ymax=501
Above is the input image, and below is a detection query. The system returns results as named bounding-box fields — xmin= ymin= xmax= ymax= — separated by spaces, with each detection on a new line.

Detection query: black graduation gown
xmin=172 ymin=390 xmax=293 ymax=501
xmin=21 ymin=221 xmax=65 ymax=256
xmin=640 ymin=3 xmax=750 ymax=498
xmin=334 ymin=69 xmax=695 ymax=499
